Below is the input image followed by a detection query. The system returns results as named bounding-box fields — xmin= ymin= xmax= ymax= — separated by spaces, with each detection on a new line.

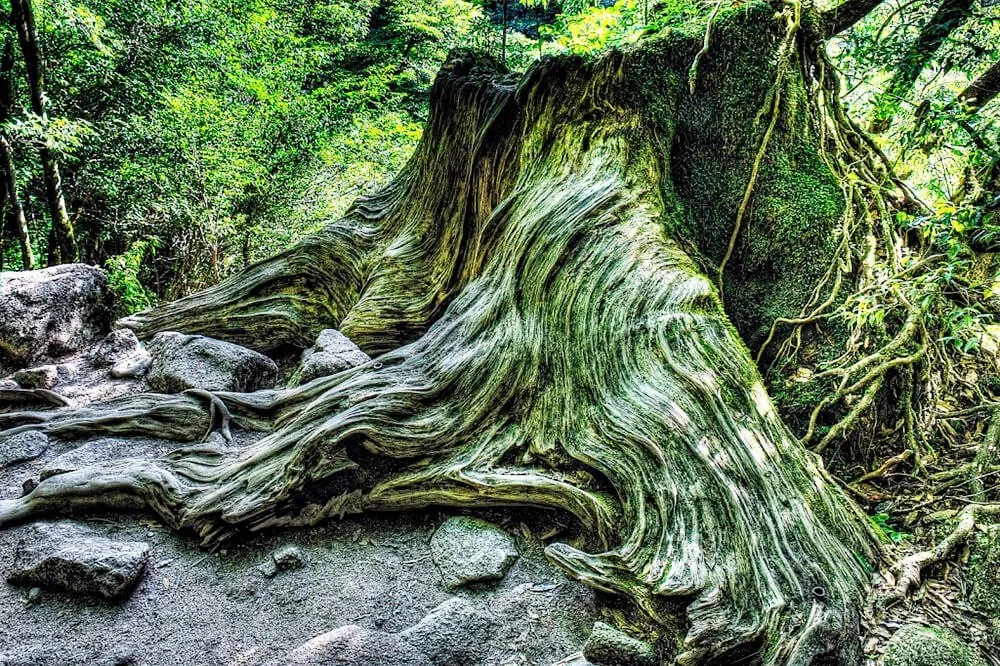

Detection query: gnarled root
xmin=880 ymin=503 xmax=1000 ymax=608
xmin=1 ymin=170 xmax=874 ymax=664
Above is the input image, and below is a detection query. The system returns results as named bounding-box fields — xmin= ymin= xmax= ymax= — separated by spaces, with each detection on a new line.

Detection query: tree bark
xmin=0 ymin=35 xmax=34 ymax=270
xmin=9 ymin=0 xmax=77 ymax=263
xmin=820 ymin=0 xmax=886 ymax=36
xmin=0 ymin=5 xmax=882 ymax=663
xmin=958 ymin=58 xmax=1000 ymax=113
xmin=869 ymin=0 xmax=974 ymax=132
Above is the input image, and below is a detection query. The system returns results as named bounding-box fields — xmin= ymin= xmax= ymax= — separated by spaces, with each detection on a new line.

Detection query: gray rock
xmin=883 ymin=624 xmax=986 ymax=666
xmin=88 ymin=329 xmax=141 ymax=366
xmin=273 ymin=545 xmax=307 ymax=571
xmin=6 ymin=522 xmax=150 ymax=599
xmin=261 ymin=545 xmax=308 ymax=578
xmin=430 ymin=516 xmax=519 ymax=589
xmin=0 ymin=264 xmax=111 ymax=373
xmin=291 ymin=329 xmax=370 ymax=386
xmin=110 ymin=352 xmax=152 ymax=379
xmin=583 ymin=622 xmax=657 ymax=666
xmin=26 ymin=587 xmax=41 ymax=605
xmin=11 ymin=365 xmax=59 ymax=389
xmin=0 ymin=431 xmax=49 ymax=468
xmin=146 ymin=331 xmax=279 ymax=393
xmin=289 ymin=625 xmax=432 ymax=666
xmin=88 ymin=329 xmax=149 ymax=377
xmin=400 ymin=598 xmax=496 ymax=665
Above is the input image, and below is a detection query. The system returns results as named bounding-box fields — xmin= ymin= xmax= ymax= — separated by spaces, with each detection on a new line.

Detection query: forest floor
xmin=0 ymin=347 xmax=599 ymax=666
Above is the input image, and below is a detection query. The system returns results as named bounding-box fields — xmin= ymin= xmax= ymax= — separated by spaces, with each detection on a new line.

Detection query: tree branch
xmin=870 ymin=0 xmax=974 ymax=132
xmin=820 ymin=0 xmax=886 ymax=36
xmin=959 ymin=58 xmax=1000 ymax=113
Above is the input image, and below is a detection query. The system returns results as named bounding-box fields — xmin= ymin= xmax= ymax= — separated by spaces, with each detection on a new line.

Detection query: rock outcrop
xmin=0 ymin=264 xmax=112 ymax=374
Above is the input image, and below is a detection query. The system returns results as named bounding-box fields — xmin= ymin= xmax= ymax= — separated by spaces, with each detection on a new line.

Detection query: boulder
xmin=883 ymin=624 xmax=986 ymax=666
xmin=291 ymin=329 xmax=370 ymax=386
xmin=583 ymin=622 xmax=658 ymax=666
xmin=0 ymin=264 xmax=111 ymax=373
xmin=288 ymin=625 xmax=432 ymax=666
xmin=11 ymin=365 xmax=59 ymax=390
xmin=430 ymin=516 xmax=519 ymax=589
xmin=6 ymin=522 xmax=150 ymax=600
xmin=145 ymin=331 xmax=279 ymax=393
xmin=0 ymin=431 xmax=49 ymax=469
xmin=400 ymin=598 xmax=497 ymax=666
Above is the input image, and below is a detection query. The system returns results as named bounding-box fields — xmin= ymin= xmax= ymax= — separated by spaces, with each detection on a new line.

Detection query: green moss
xmin=968 ymin=524 xmax=1000 ymax=645
xmin=631 ymin=2 xmax=849 ymax=352
xmin=883 ymin=624 xmax=986 ymax=666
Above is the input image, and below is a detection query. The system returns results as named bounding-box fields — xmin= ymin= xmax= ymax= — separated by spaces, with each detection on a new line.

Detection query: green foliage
xmin=105 ymin=238 xmax=159 ymax=315
xmin=2 ymin=0 xmax=481 ymax=294
xmin=870 ymin=512 xmax=910 ymax=543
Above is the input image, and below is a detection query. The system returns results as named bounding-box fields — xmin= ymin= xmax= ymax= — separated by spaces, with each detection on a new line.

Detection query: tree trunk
xmin=9 ymin=0 xmax=77 ymax=263
xmin=0 ymin=135 xmax=34 ymax=270
xmin=0 ymin=4 xmax=883 ymax=663
xmin=0 ymin=36 xmax=34 ymax=270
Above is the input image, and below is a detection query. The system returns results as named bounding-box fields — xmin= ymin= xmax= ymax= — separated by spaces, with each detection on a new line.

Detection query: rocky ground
xmin=0 ymin=265 xmax=663 ymax=666
xmin=3 ymin=264 xmax=1000 ymax=666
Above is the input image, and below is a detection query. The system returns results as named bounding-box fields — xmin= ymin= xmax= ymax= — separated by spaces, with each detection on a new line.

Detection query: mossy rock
xmin=967 ymin=524 xmax=1000 ymax=645
xmin=882 ymin=624 xmax=986 ymax=666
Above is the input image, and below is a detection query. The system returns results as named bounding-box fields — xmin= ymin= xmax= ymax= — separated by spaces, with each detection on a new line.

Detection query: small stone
xmin=883 ymin=624 xmax=986 ymax=666
xmin=400 ymin=597 xmax=497 ymax=665
xmin=430 ymin=516 xmax=519 ymax=589
xmin=259 ymin=560 xmax=279 ymax=579
xmin=0 ymin=431 xmax=49 ymax=469
xmin=290 ymin=329 xmax=370 ymax=386
xmin=6 ymin=522 xmax=150 ymax=599
xmin=272 ymin=545 xmax=308 ymax=572
xmin=88 ymin=329 xmax=142 ymax=367
xmin=289 ymin=625 xmax=432 ymax=666
xmin=146 ymin=331 xmax=279 ymax=393
xmin=583 ymin=622 xmax=657 ymax=666
xmin=21 ymin=477 xmax=38 ymax=496
xmin=110 ymin=350 xmax=152 ymax=379
xmin=26 ymin=587 xmax=42 ymax=604
xmin=12 ymin=365 xmax=59 ymax=390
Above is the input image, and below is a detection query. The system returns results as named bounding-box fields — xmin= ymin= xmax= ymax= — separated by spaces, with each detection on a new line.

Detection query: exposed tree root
xmin=880 ymin=503 xmax=1000 ymax=608
xmin=0 ymin=7 xmax=886 ymax=664
xmin=850 ymin=449 xmax=913 ymax=486
xmin=0 ymin=388 xmax=71 ymax=408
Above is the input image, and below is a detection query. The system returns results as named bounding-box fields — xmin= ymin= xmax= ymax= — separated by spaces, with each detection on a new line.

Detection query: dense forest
xmin=1 ymin=0 xmax=1000 ymax=665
